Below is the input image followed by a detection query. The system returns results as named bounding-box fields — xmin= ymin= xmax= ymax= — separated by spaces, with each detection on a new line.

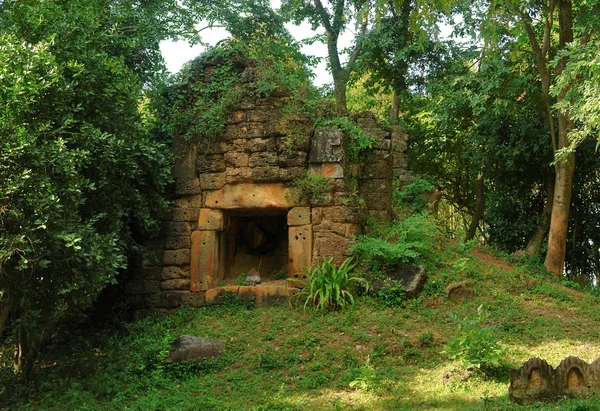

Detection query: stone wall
xmin=125 ymin=58 xmax=410 ymax=317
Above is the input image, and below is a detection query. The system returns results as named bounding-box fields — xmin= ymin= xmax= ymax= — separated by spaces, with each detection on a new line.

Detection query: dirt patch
xmin=470 ymin=247 xmax=514 ymax=272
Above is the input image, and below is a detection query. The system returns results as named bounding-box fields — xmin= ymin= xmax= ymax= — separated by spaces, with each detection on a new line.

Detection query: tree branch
xmin=313 ymin=0 xmax=333 ymax=34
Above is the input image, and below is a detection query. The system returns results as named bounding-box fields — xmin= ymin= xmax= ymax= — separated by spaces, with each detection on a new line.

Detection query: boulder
xmin=371 ymin=264 xmax=426 ymax=299
xmin=164 ymin=335 xmax=226 ymax=364
xmin=446 ymin=280 xmax=473 ymax=301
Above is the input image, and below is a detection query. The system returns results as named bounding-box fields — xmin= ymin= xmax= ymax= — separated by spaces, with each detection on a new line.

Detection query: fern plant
xmin=289 ymin=257 xmax=367 ymax=310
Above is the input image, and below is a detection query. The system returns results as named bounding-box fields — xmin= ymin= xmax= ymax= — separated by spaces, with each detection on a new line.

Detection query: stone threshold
xmin=205 ymin=285 xmax=300 ymax=306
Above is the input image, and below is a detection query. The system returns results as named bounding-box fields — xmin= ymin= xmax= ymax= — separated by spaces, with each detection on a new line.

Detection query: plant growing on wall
xmin=291 ymin=171 xmax=329 ymax=204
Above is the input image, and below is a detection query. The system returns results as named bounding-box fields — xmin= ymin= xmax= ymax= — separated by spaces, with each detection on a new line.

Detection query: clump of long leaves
xmin=290 ymin=257 xmax=367 ymax=310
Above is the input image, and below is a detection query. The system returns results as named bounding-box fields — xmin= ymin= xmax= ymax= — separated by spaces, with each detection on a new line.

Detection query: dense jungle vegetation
xmin=1 ymin=0 xmax=600 ymax=409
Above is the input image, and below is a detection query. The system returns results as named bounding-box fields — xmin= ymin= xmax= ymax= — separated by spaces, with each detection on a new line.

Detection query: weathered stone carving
xmin=509 ymin=356 xmax=600 ymax=404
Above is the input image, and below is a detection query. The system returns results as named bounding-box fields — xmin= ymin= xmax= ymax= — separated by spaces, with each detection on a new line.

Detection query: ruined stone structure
xmin=510 ymin=356 xmax=600 ymax=404
xmin=125 ymin=58 xmax=411 ymax=317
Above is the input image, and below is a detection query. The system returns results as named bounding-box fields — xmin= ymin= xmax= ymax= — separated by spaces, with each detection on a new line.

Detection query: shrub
xmin=442 ymin=305 xmax=505 ymax=372
xmin=289 ymin=257 xmax=366 ymax=310
xmin=351 ymin=213 xmax=438 ymax=270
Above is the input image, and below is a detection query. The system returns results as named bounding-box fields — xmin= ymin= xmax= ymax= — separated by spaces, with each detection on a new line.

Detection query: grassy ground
xmin=3 ymin=241 xmax=600 ymax=410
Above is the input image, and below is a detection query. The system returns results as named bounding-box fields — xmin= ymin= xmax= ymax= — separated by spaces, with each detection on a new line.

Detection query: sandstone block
xmin=311 ymin=208 xmax=323 ymax=225
xmin=278 ymin=167 xmax=304 ymax=181
xmin=247 ymin=109 xmax=281 ymax=122
xmin=199 ymin=173 xmax=226 ymax=190
xmin=225 ymin=167 xmax=253 ymax=184
xmin=172 ymin=136 xmax=197 ymax=179
xmin=309 ymin=129 xmax=345 ymax=163
xmin=310 ymin=163 xmax=344 ymax=179
xmin=244 ymin=137 xmax=277 ymax=152
xmin=289 ymin=225 xmax=312 ymax=278
xmin=161 ymin=266 xmax=190 ymax=280
xmin=172 ymin=207 xmax=201 ymax=222
xmin=161 ymin=222 xmax=191 ymax=237
xmin=312 ymin=221 xmax=346 ymax=237
xmin=164 ymin=236 xmax=191 ymax=250
xmin=203 ymin=141 xmax=234 ymax=154
xmin=205 ymin=286 xmax=239 ymax=304
xmin=125 ymin=280 xmax=160 ymax=295
xmin=314 ymin=232 xmax=351 ymax=258
xmin=279 ymin=151 xmax=307 ymax=167
xmin=345 ymin=224 xmax=361 ymax=238
xmin=287 ymin=207 xmax=311 ymax=226
xmin=178 ymin=291 xmax=206 ymax=307
xmin=198 ymin=209 xmax=225 ymax=231
xmin=321 ymin=206 xmax=362 ymax=224
xmin=253 ymin=166 xmax=281 ymax=182
xmin=204 ymin=183 xmax=298 ymax=209
xmin=163 ymin=249 xmax=190 ymax=266
xmin=175 ymin=178 xmax=201 ymax=195
xmin=249 ymin=152 xmax=278 ymax=167
xmin=161 ymin=279 xmax=191 ymax=291
xmin=191 ymin=230 xmax=219 ymax=291
xmin=173 ymin=195 xmax=203 ymax=209
xmin=224 ymin=151 xmax=249 ymax=167
xmin=197 ymin=154 xmax=226 ymax=173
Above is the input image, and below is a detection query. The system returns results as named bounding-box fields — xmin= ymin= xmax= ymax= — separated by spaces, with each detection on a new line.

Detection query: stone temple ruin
xmin=125 ymin=57 xmax=411 ymax=317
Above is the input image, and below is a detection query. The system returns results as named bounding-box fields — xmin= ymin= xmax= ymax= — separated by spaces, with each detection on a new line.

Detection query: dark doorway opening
xmin=221 ymin=210 xmax=288 ymax=285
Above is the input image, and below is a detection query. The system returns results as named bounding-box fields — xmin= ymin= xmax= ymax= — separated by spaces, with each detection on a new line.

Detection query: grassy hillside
xmin=3 ymin=240 xmax=600 ymax=410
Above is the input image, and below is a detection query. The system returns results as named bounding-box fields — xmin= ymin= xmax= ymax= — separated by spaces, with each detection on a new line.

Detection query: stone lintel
xmin=204 ymin=183 xmax=299 ymax=209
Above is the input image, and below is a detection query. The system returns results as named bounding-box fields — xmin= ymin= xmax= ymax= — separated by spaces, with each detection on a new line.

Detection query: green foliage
xmin=289 ymin=257 xmax=366 ymax=311
xmin=348 ymin=358 xmax=376 ymax=391
xmin=371 ymin=280 xmax=407 ymax=308
xmin=0 ymin=0 xmax=178 ymax=371
xmin=291 ymin=171 xmax=329 ymax=204
xmin=442 ymin=305 xmax=505 ymax=372
xmin=352 ymin=213 xmax=438 ymax=270
xmin=317 ymin=116 xmax=377 ymax=163
xmin=393 ymin=177 xmax=436 ymax=211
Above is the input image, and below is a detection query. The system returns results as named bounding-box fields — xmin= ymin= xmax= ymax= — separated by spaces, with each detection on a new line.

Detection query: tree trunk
xmin=544 ymin=133 xmax=575 ymax=277
xmin=524 ymin=179 xmax=555 ymax=257
xmin=465 ymin=172 xmax=485 ymax=242
xmin=390 ymin=90 xmax=400 ymax=124
xmin=544 ymin=0 xmax=575 ymax=278
xmin=0 ymin=295 xmax=9 ymax=340
xmin=332 ymin=69 xmax=348 ymax=115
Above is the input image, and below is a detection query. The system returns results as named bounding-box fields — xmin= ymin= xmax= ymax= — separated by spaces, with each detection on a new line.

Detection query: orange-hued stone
xmin=204 ymin=183 xmax=300 ymax=209
xmin=190 ymin=230 xmax=219 ymax=291
xmin=198 ymin=209 xmax=225 ymax=231
xmin=287 ymin=207 xmax=311 ymax=226
xmin=288 ymin=224 xmax=312 ymax=281
xmin=310 ymin=163 xmax=344 ymax=179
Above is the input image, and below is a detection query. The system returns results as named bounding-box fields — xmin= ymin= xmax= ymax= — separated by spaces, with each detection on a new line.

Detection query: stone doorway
xmin=221 ymin=211 xmax=289 ymax=285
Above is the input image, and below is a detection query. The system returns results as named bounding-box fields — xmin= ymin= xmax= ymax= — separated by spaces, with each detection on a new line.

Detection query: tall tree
xmin=281 ymin=0 xmax=372 ymax=113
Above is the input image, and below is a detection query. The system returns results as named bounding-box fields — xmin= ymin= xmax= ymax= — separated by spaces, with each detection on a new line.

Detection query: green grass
xmin=3 ymin=242 xmax=600 ymax=410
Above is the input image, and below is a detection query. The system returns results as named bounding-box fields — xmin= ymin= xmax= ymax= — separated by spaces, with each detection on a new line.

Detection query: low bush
xmin=289 ymin=257 xmax=367 ymax=310
xmin=442 ymin=305 xmax=505 ymax=372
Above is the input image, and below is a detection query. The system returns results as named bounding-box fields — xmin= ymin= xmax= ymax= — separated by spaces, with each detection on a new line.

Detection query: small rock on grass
xmin=164 ymin=335 xmax=226 ymax=364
